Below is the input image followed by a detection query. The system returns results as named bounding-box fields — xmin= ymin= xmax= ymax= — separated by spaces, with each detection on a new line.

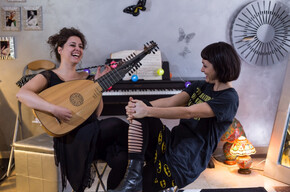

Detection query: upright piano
xmin=102 ymin=77 xmax=205 ymax=115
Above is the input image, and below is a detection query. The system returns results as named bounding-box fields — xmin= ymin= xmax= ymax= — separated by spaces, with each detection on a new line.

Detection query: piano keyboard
xmin=101 ymin=78 xmax=204 ymax=115
xmin=103 ymin=89 xmax=182 ymax=96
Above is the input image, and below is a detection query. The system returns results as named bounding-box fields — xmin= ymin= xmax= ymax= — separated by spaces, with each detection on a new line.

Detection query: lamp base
xmin=238 ymin=168 xmax=251 ymax=174
xmin=224 ymin=160 xmax=236 ymax=165
xmin=236 ymin=155 xmax=253 ymax=174
xmin=223 ymin=142 xmax=237 ymax=165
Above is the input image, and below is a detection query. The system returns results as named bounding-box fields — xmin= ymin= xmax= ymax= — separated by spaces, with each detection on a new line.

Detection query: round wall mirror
xmin=231 ymin=0 xmax=290 ymax=66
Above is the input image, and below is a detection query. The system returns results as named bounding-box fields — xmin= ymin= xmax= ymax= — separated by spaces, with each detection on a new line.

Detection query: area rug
xmin=199 ymin=187 xmax=267 ymax=192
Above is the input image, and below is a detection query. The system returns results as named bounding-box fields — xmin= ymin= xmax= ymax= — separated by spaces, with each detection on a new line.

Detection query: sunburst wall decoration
xmin=231 ymin=0 xmax=290 ymax=66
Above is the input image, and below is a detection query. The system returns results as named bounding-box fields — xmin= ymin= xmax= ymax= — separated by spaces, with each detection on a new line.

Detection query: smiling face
xmin=201 ymin=59 xmax=217 ymax=83
xmin=58 ymin=36 xmax=84 ymax=65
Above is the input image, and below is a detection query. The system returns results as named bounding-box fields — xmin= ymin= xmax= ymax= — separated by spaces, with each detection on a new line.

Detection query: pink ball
xmin=110 ymin=61 xmax=118 ymax=69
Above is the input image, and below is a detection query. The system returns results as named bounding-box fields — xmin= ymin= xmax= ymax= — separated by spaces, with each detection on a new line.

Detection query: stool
xmin=13 ymin=133 xmax=72 ymax=192
xmin=93 ymin=160 xmax=108 ymax=192
xmin=14 ymin=133 xmax=108 ymax=192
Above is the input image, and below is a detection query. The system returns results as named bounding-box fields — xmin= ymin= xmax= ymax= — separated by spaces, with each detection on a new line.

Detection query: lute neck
xmin=94 ymin=41 xmax=158 ymax=92
xmin=95 ymin=69 xmax=124 ymax=91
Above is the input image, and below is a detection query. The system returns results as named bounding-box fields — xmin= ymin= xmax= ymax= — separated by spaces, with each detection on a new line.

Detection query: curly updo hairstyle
xmin=47 ymin=27 xmax=87 ymax=62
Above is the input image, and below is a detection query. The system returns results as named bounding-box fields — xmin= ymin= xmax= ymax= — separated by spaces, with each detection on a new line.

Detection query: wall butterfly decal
xmin=123 ymin=0 xmax=146 ymax=16
xmin=177 ymin=27 xmax=195 ymax=57
xmin=179 ymin=46 xmax=191 ymax=57
xmin=178 ymin=27 xmax=195 ymax=44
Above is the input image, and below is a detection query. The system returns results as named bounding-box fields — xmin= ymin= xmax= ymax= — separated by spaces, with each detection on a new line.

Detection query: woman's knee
xmin=99 ymin=118 xmax=128 ymax=138
xmin=100 ymin=117 xmax=128 ymax=129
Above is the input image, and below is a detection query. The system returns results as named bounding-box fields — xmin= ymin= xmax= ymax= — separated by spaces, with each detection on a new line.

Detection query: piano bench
xmin=13 ymin=133 xmax=72 ymax=192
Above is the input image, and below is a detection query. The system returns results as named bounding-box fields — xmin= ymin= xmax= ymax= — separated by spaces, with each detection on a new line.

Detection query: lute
xmin=34 ymin=41 xmax=158 ymax=137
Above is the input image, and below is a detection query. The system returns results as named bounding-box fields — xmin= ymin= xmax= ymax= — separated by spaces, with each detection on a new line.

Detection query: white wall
xmin=0 ymin=0 xmax=289 ymax=150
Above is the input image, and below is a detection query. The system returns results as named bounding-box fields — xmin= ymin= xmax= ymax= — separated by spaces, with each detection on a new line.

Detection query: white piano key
xmin=103 ymin=89 xmax=181 ymax=96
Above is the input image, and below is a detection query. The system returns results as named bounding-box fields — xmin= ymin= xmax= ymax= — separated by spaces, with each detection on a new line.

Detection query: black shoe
xmin=108 ymin=159 xmax=143 ymax=192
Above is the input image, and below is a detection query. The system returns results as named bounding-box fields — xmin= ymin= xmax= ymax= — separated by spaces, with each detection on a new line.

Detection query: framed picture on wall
xmin=0 ymin=37 xmax=15 ymax=60
xmin=1 ymin=7 xmax=21 ymax=31
xmin=22 ymin=6 xmax=42 ymax=31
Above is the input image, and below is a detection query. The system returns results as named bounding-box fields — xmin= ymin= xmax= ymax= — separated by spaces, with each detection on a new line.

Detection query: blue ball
xmin=131 ymin=75 xmax=138 ymax=82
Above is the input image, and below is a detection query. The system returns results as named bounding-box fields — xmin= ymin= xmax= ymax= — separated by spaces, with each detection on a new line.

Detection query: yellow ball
xmin=157 ymin=68 xmax=164 ymax=76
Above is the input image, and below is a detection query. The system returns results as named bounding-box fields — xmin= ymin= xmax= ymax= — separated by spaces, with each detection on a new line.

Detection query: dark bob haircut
xmin=201 ymin=42 xmax=241 ymax=83
xmin=47 ymin=27 xmax=87 ymax=62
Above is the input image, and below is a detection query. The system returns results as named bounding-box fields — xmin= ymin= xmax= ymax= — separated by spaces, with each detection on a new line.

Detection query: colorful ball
xmin=185 ymin=81 xmax=191 ymax=88
xmin=131 ymin=75 xmax=138 ymax=82
xmin=83 ymin=68 xmax=90 ymax=74
xmin=157 ymin=68 xmax=164 ymax=76
xmin=110 ymin=61 xmax=118 ymax=69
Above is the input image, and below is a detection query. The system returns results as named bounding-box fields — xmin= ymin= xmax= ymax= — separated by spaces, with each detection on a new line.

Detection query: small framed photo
xmin=1 ymin=7 xmax=21 ymax=31
xmin=22 ymin=6 xmax=42 ymax=31
xmin=0 ymin=37 xmax=16 ymax=60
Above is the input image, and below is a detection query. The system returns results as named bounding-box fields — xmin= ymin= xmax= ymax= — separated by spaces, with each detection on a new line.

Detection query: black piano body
xmin=102 ymin=77 xmax=205 ymax=115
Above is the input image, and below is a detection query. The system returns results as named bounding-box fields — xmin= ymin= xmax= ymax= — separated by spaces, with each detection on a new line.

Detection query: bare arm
xmin=16 ymin=74 xmax=73 ymax=122
xmin=150 ymin=91 xmax=190 ymax=108
xmin=126 ymin=92 xmax=215 ymax=120
xmin=16 ymin=65 xmax=111 ymax=121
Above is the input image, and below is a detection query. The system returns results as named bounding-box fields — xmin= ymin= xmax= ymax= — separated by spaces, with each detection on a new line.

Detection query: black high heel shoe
xmin=108 ymin=159 xmax=143 ymax=192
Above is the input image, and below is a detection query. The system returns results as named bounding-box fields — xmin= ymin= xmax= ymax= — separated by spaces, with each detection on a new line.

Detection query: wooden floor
xmin=0 ymin=157 xmax=289 ymax=192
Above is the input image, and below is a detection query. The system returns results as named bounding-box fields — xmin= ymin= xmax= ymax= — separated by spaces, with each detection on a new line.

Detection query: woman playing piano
xmin=109 ymin=42 xmax=241 ymax=192
xmin=16 ymin=27 xmax=129 ymax=192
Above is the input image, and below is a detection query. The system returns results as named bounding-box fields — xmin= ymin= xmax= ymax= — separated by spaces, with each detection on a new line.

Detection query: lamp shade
xmin=221 ymin=118 xmax=246 ymax=165
xmin=221 ymin=118 xmax=245 ymax=143
xmin=230 ymin=136 xmax=256 ymax=156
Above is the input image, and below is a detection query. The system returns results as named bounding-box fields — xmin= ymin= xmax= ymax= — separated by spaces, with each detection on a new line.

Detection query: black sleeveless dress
xmin=40 ymin=70 xmax=100 ymax=192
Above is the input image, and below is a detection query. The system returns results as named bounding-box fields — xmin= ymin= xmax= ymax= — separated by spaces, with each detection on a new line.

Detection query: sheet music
xmin=111 ymin=50 xmax=162 ymax=80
